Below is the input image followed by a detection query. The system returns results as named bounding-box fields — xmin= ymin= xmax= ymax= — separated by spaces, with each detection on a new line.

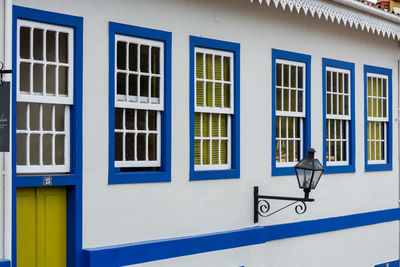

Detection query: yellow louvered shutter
xmin=194 ymin=48 xmax=233 ymax=169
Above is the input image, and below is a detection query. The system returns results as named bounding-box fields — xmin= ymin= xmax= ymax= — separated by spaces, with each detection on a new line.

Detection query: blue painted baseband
xmin=375 ymin=260 xmax=399 ymax=267
xmin=83 ymin=208 xmax=400 ymax=267
xmin=0 ymin=260 xmax=10 ymax=267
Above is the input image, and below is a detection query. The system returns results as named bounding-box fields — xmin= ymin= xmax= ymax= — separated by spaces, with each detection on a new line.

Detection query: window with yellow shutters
xmin=194 ymin=48 xmax=233 ymax=171
xmin=366 ymin=73 xmax=388 ymax=164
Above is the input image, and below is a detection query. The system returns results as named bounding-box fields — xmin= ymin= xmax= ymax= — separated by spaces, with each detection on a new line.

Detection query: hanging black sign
xmin=0 ymin=82 xmax=10 ymax=152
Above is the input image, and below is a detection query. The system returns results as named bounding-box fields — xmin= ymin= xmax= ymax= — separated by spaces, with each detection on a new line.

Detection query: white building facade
xmin=0 ymin=0 xmax=397 ymax=266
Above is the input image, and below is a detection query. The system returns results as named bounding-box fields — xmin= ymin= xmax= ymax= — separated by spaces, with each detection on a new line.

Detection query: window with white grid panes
xmin=17 ymin=20 xmax=73 ymax=104
xmin=275 ymin=59 xmax=305 ymax=166
xmin=114 ymin=35 xmax=163 ymax=168
xmin=194 ymin=48 xmax=233 ymax=171
xmin=367 ymin=73 xmax=388 ymax=164
xmin=16 ymin=20 xmax=73 ymax=173
xmin=326 ymin=67 xmax=351 ymax=165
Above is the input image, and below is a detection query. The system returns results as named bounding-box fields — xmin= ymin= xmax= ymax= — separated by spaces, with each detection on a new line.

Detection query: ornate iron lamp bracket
xmin=254 ymin=186 xmax=314 ymax=223
xmin=0 ymin=62 xmax=12 ymax=84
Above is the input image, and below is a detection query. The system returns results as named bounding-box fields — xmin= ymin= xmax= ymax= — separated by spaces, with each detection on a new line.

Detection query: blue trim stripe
xmin=0 ymin=260 xmax=10 ymax=267
xmin=322 ymin=58 xmax=356 ymax=174
xmin=363 ymin=65 xmax=393 ymax=172
xmin=189 ymin=36 xmax=240 ymax=181
xmin=271 ymin=49 xmax=311 ymax=176
xmin=83 ymin=208 xmax=400 ymax=267
xmin=375 ymin=260 xmax=400 ymax=267
xmin=108 ymin=22 xmax=172 ymax=184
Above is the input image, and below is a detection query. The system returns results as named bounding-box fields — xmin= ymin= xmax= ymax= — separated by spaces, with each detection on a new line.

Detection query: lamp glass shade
xmin=295 ymin=168 xmax=313 ymax=189
xmin=311 ymin=170 xmax=323 ymax=189
xmin=295 ymin=152 xmax=324 ymax=191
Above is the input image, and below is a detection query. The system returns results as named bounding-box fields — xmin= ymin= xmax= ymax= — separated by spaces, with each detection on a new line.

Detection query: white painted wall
xmin=10 ymin=0 xmax=400 ymax=265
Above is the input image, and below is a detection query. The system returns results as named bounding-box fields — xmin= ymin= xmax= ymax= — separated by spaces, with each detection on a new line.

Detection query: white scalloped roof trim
xmin=250 ymin=0 xmax=400 ymax=40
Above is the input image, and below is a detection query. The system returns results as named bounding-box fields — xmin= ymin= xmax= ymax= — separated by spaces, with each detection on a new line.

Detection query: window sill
xmin=365 ymin=163 xmax=392 ymax=172
xmin=324 ymin=164 xmax=355 ymax=174
xmin=108 ymin=171 xmax=171 ymax=184
xmin=271 ymin=165 xmax=296 ymax=176
xmin=190 ymin=169 xmax=240 ymax=181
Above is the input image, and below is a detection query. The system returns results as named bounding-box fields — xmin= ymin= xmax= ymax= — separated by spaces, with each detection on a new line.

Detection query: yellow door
xmin=17 ymin=187 xmax=67 ymax=267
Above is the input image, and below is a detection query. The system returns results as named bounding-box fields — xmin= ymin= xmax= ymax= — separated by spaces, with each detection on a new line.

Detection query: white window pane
xmin=42 ymin=104 xmax=52 ymax=131
xmin=55 ymin=135 xmax=65 ymax=165
xmin=125 ymin=109 xmax=135 ymax=130
xmin=46 ymin=30 xmax=56 ymax=62
xmin=126 ymin=133 xmax=135 ymax=161
xmin=148 ymin=134 xmax=157 ymax=161
xmin=58 ymin=32 xmax=69 ymax=63
xmin=55 ymin=105 xmax=65 ymax=131
xmin=17 ymin=134 xmax=27 ymax=165
xmin=43 ymin=134 xmax=52 ymax=165
xmin=140 ymin=75 xmax=149 ymax=100
xmin=17 ymin=103 xmax=27 ymax=130
xmin=224 ymin=84 xmax=230 ymax=108
xmin=117 ymin=72 xmax=126 ymax=96
xmin=151 ymin=47 xmax=160 ymax=74
xmin=129 ymin=74 xmax=138 ymax=97
xmin=33 ymin=63 xmax=43 ymax=94
xmin=140 ymin=45 xmax=149 ymax=72
xmin=46 ymin=65 xmax=56 ymax=94
xmin=276 ymin=63 xmax=282 ymax=86
xmin=223 ymin=57 xmax=230 ymax=81
xmin=290 ymin=90 xmax=296 ymax=112
xmin=283 ymin=65 xmax=289 ymax=87
xmin=297 ymin=67 xmax=303 ymax=89
xmin=115 ymin=132 xmax=123 ymax=161
xmin=58 ymin=66 xmax=68 ymax=95
xmin=137 ymin=133 xmax=146 ymax=161
xmin=137 ymin=110 xmax=146 ymax=130
xmin=19 ymin=63 xmax=30 ymax=93
xmin=33 ymin=28 xmax=43 ymax=60
xmin=20 ymin=27 xmax=30 ymax=59
xmin=148 ymin=110 xmax=156 ymax=130
xmin=30 ymin=134 xmax=40 ymax=165
xmin=117 ymin=41 xmax=127 ymax=70
xmin=297 ymin=91 xmax=303 ymax=112
xmin=30 ymin=103 xmax=40 ymax=131
xmin=129 ymin=43 xmax=138 ymax=71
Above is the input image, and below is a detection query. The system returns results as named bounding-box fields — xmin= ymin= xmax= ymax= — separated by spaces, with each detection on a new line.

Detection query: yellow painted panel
xmin=38 ymin=187 xmax=66 ymax=267
xmin=17 ymin=187 xmax=66 ymax=267
xmin=17 ymin=188 xmax=37 ymax=267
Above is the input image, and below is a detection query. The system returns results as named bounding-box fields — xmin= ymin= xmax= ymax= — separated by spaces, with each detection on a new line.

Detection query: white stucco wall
xmin=10 ymin=0 xmax=400 ymax=265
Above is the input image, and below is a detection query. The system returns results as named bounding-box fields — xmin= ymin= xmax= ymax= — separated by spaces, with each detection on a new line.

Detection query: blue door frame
xmin=11 ymin=6 xmax=83 ymax=267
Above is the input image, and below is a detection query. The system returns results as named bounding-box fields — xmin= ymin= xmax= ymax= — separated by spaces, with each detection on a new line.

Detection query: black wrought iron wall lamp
xmin=254 ymin=148 xmax=324 ymax=223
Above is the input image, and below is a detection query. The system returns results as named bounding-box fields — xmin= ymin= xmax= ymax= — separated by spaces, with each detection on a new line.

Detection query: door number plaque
xmin=43 ymin=177 xmax=52 ymax=186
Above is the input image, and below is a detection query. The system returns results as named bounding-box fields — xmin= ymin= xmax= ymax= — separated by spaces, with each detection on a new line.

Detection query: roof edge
xmin=331 ymin=0 xmax=400 ymax=24
xmin=250 ymin=0 xmax=400 ymax=40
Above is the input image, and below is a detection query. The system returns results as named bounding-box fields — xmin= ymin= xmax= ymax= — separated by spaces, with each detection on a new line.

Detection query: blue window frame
xmin=189 ymin=36 xmax=240 ymax=181
xmin=271 ymin=49 xmax=311 ymax=176
xmin=364 ymin=65 xmax=392 ymax=172
xmin=322 ymin=58 xmax=355 ymax=174
xmin=108 ymin=22 xmax=171 ymax=184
